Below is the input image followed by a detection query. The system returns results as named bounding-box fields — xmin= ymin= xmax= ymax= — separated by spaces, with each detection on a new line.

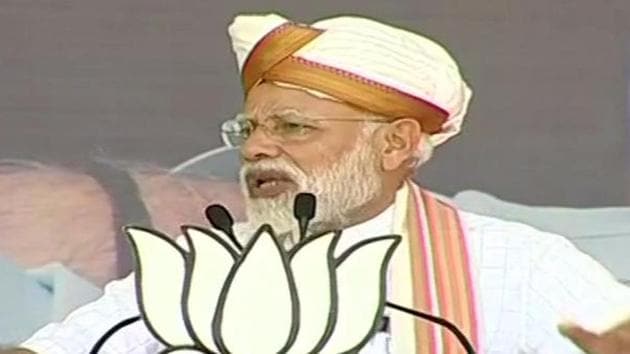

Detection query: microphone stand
xmin=385 ymin=301 xmax=476 ymax=354
xmin=89 ymin=316 xmax=141 ymax=354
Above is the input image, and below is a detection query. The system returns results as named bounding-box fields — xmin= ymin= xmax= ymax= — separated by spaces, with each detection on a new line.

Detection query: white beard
xmin=239 ymin=138 xmax=383 ymax=246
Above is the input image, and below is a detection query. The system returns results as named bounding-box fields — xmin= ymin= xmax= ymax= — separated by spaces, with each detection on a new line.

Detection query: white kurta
xmin=22 ymin=208 xmax=630 ymax=353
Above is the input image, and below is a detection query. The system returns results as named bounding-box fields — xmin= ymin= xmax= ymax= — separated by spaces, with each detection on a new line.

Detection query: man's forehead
xmin=244 ymin=100 xmax=304 ymax=117
xmin=244 ymin=84 xmax=316 ymax=115
xmin=244 ymin=85 xmax=369 ymax=121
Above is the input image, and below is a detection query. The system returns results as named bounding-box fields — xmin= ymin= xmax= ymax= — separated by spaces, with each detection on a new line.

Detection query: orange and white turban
xmin=228 ymin=13 xmax=472 ymax=146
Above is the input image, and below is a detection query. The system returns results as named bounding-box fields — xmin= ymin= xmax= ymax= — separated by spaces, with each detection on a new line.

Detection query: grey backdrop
xmin=2 ymin=0 xmax=630 ymax=207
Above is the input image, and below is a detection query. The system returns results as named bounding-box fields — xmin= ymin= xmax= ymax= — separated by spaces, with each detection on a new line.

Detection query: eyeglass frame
xmin=220 ymin=111 xmax=393 ymax=148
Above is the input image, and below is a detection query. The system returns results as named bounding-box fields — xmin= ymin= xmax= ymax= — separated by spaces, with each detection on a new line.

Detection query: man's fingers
xmin=559 ymin=324 xmax=608 ymax=354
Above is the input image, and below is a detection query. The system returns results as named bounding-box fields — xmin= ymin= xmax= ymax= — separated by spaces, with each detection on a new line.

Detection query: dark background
xmin=2 ymin=0 xmax=630 ymax=206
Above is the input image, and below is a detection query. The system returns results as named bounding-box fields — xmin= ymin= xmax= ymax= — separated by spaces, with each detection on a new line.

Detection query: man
xmin=10 ymin=13 xmax=630 ymax=353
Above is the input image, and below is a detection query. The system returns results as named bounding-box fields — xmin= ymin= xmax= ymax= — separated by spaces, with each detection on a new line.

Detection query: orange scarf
xmin=389 ymin=181 xmax=480 ymax=354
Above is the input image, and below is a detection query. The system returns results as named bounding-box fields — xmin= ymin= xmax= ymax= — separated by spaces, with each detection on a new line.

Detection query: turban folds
xmin=228 ymin=14 xmax=472 ymax=146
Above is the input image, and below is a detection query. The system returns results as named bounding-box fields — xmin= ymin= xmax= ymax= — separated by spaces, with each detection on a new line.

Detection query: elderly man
xmin=10 ymin=13 xmax=630 ymax=354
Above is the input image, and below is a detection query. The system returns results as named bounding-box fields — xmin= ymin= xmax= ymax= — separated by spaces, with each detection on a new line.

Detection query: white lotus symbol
xmin=125 ymin=224 xmax=400 ymax=354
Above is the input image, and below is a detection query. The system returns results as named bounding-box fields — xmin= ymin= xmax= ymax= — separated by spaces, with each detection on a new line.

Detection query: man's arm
xmin=524 ymin=229 xmax=630 ymax=353
xmin=17 ymin=273 xmax=158 ymax=354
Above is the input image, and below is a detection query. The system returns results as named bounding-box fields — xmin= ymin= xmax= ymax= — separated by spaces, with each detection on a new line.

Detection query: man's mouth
xmin=245 ymin=170 xmax=296 ymax=198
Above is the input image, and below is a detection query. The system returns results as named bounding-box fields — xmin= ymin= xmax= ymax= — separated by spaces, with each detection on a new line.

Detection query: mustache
xmin=240 ymin=159 xmax=305 ymax=182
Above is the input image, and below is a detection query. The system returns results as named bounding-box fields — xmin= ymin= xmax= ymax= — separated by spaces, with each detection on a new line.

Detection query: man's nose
xmin=240 ymin=129 xmax=282 ymax=162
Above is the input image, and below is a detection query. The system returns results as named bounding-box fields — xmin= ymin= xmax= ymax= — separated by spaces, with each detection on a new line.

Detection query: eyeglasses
xmin=221 ymin=111 xmax=390 ymax=147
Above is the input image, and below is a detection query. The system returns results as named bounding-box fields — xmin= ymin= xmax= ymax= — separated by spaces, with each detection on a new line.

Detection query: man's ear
xmin=380 ymin=118 xmax=422 ymax=171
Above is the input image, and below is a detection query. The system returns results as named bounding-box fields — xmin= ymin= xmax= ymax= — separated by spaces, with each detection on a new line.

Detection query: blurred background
xmin=1 ymin=0 xmax=630 ymax=344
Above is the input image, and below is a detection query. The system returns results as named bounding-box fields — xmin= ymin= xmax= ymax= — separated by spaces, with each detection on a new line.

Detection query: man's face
xmin=238 ymin=82 xmax=385 ymax=240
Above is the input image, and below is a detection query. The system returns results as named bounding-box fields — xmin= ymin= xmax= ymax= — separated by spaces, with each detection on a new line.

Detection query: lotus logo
xmin=125 ymin=223 xmax=400 ymax=354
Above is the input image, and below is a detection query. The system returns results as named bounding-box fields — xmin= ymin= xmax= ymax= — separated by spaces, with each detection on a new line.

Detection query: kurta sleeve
xmin=523 ymin=230 xmax=630 ymax=353
xmin=21 ymin=273 xmax=160 ymax=354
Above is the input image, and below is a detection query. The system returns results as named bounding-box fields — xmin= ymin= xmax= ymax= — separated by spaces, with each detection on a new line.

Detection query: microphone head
xmin=205 ymin=204 xmax=235 ymax=234
xmin=293 ymin=192 xmax=316 ymax=221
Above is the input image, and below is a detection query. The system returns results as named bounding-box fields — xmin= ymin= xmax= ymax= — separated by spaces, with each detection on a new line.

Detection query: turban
xmin=228 ymin=13 xmax=472 ymax=147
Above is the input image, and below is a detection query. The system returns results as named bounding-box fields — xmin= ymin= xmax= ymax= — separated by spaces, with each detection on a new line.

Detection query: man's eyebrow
xmin=248 ymin=106 xmax=306 ymax=119
xmin=272 ymin=108 xmax=306 ymax=117
xmin=246 ymin=103 xmax=296 ymax=114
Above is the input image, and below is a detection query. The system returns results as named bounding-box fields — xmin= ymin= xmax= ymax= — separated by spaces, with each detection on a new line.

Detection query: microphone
xmin=293 ymin=192 xmax=316 ymax=242
xmin=205 ymin=204 xmax=242 ymax=250
xmin=385 ymin=301 xmax=476 ymax=354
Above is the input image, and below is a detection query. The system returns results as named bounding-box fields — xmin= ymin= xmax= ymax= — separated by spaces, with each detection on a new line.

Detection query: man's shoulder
xmin=457 ymin=210 xmax=581 ymax=263
xmin=425 ymin=189 xmax=572 ymax=250
xmin=458 ymin=209 xmax=561 ymax=240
